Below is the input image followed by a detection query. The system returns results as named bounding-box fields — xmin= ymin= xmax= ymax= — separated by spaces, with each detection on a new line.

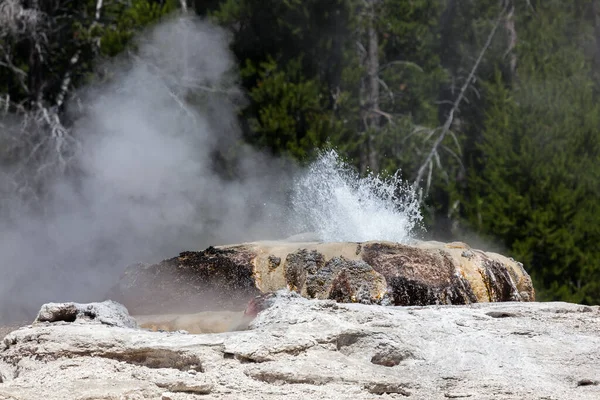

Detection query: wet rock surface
xmin=361 ymin=242 xmax=478 ymax=305
xmin=1 ymin=292 xmax=599 ymax=400
xmin=135 ymin=293 xmax=277 ymax=334
xmin=110 ymin=240 xmax=535 ymax=315
xmin=109 ymin=247 xmax=262 ymax=315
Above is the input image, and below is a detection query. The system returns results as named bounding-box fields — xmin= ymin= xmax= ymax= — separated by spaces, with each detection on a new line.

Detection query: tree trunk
xmin=436 ymin=0 xmax=456 ymax=126
xmin=366 ymin=17 xmax=380 ymax=172
xmin=359 ymin=0 xmax=380 ymax=174
xmin=503 ymin=0 xmax=517 ymax=80
xmin=592 ymin=0 xmax=600 ymax=70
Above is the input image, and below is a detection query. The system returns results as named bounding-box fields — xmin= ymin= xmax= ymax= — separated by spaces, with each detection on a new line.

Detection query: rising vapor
xmin=0 ymin=16 xmax=420 ymax=322
xmin=0 ymin=17 xmax=291 ymax=321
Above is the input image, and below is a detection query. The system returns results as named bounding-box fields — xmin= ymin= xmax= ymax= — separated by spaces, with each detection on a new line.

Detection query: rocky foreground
xmin=1 ymin=292 xmax=599 ymax=400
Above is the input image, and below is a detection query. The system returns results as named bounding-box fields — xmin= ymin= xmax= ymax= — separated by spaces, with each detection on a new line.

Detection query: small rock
xmin=364 ymin=382 xmax=411 ymax=396
xmin=35 ymin=300 xmax=138 ymax=328
xmin=371 ymin=348 xmax=414 ymax=367
xmin=577 ymin=379 xmax=598 ymax=387
xmin=486 ymin=311 xmax=519 ymax=318
xmin=36 ymin=303 xmax=78 ymax=323
xmin=166 ymin=381 xmax=213 ymax=394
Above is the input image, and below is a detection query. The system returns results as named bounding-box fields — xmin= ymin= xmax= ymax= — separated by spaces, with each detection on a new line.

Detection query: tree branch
xmin=55 ymin=51 xmax=80 ymax=108
xmin=379 ymin=60 xmax=424 ymax=73
xmin=95 ymin=0 xmax=103 ymax=21
xmin=413 ymin=5 xmax=507 ymax=201
xmin=0 ymin=53 xmax=29 ymax=94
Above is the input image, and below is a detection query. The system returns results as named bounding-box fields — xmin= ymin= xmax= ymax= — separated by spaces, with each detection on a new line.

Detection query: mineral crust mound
xmin=109 ymin=240 xmax=535 ymax=315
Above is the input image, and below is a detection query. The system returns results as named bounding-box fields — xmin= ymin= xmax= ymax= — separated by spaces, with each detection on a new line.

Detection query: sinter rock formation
xmin=0 ymin=240 xmax=550 ymax=399
xmin=109 ymin=240 xmax=535 ymax=317
xmin=1 ymin=292 xmax=599 ymax=399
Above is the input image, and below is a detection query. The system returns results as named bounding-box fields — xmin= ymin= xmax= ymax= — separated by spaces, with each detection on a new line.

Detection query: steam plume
xmin=0 ymin=17 xmax=420 ymax=322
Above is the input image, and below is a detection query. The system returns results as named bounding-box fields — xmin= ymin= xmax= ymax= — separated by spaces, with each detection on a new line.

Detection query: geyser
xmin=0 ymin=16 xmax=422 ymax=323
xmin=291 ymin=150 xmax=422 ymax=243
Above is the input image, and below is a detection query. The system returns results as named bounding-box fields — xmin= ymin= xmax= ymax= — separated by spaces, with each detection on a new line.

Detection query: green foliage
xmin=458 ymin=2 xmax=600 ymax=304
xmin=372 ymin=0 xmax=448 ymax=178
xmin=210 ymin=0 xmax=354 ymax=158
xmin=2 ymin=0 xmax=600 ymax=304
xmin=98 ymin=0 xmax=179 ymax=57
xmin=242 ymin=58 xmax=338 ymax=158
xmin=377 ymin=0 xmax=445 ymax=121
xmin=0 ymin=0 xmax=179 ymax=109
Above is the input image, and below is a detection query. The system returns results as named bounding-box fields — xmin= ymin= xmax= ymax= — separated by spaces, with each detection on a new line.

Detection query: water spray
xmin=291 ymin=150 xmax=422 ymax=243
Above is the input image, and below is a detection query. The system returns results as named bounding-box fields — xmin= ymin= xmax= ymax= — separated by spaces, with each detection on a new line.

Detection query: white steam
xmin=0 ymin=17 xmax=421 ymax=322
xmin=292 ymin=150 xmax=422 ymax=243
xmin=0 ymin=18 xmax=287 ymax=321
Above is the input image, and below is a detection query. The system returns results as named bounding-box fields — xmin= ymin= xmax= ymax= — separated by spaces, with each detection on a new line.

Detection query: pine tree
xmin=209 ymin=0 xmax=352 ymax=159
xmin=459 ymin=1 xmax=600 ymax=303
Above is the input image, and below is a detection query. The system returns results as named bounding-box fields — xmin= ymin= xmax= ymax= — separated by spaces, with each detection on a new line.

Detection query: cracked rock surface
xmin=1 ymin=292 xmax=599 ymax=399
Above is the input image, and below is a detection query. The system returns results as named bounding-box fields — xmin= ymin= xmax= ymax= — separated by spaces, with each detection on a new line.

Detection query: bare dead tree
xmin=503 ymin=0 xmax=517 ymax=80
xmin=56 ymin=0 xmax=107 ymax=109
xmin=364 ymin=0 xmax=380 ymax=173
xmin=0 ymin=0 xmax=201 ymax=217
xmin=179 ymin=0 xmax=188 ymax=13
xmin=0 ymin=0 xmax=46 ymax=98
xmin=413 ymin=5 xmax=508 ymax=202
xmin=95 ymin=0 xmax=103 ymax=20
xmin=0 ymin=0 xmax=80 ymax=213
xmin=356 ymin=0 xmax=382 ymax=174
xmin=356 ymin=0 xmax=440 ymax=175
xmin=592 ymin=0 xmax=600 ymax=70
xmin=0 ymin=0 xmax=45 ymax=37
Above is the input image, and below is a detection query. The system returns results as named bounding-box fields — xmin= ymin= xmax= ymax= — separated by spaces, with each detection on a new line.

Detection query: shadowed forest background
xmin=0 ymin=0 xmax=599 ymax=306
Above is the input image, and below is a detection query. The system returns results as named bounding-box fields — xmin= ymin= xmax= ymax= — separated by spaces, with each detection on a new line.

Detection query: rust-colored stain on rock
xmin=361 ymin=242 xmax=477 ymax=306
xmin=108 ymin=240 xmax=534 ymax=317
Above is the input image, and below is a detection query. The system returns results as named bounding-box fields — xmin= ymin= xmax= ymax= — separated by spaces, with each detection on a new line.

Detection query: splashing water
xmin=291 ymin=150 xmax=422 ymax=243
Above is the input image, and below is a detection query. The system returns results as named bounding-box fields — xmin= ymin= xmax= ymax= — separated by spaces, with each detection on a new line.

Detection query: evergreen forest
xmin=1 ymin=0 xmax=599 ymax=305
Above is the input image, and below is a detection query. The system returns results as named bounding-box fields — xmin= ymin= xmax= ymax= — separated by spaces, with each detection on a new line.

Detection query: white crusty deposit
xmin=1 ymin=291 xmax=599 ymax=399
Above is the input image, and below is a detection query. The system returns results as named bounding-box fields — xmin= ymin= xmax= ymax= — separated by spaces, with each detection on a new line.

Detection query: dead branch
xmin=0 ymin=0 xmax=46 ymax=40
xmin=179 ymin=0 xmax=188 ymax=13
xmin=379 ymin=60 xmax=424 ymax=73
xmin=377 ymin=77 xmax=395 ymax=102
xmin=372 ymin=108 xmax=394 ymax=124
xmin=0 ymin=56 xmax=29 ymax=94
xmin=55 ymin=51 xmax=80 ymax=108
xmin=95 ymin=0 xmax=103 ymax=20
xmin=503 ymin=0 xmax=517 ymax=78
xmin=413 ymin=5 xmax=507 ymax=201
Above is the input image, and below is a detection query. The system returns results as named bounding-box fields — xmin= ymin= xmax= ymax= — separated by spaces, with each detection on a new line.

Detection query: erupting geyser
xmin=291 ymin=150 xmax=423 ymax=243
